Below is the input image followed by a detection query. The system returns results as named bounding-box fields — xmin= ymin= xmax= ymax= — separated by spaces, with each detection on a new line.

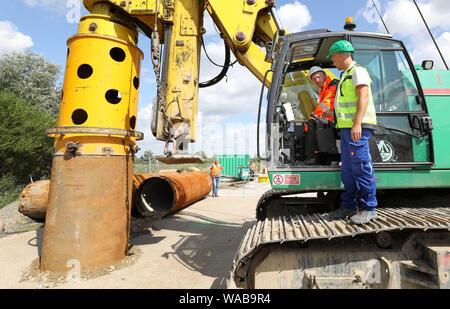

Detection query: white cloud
xmin=277 ymin=1 xmax=312 ymax=32
xmin=136 ymin=104 xmax=266 ymax=157
xmin=410 ymin=31 xmax=450 ymax=69
xmin=22 ymin=0 xmax=82 ymax=23
xmin=22 ymin=0 xmax=72 ymax=14
xmin=198 ymin=1 xmax=313 ymax=119
xmin=201 ymin=1 xmax=313 ymax=37
xmin=144 ymin=76 xmax=156 ymax=84
xmin=379 ymin=0 xmax=425 ymax=37
xmin=183 ymin=112 xmax=266 ymax=157
xmin=0 ymin=21 xmax=33 ymax=56
xmin=362 ymin=0 xmax=450 ymax=68
xmin=198 ymin=41 xmax=261 ymax=120
xmin=418 ymin=0 xmax=450 ymax=30
xmin=202 ymin=11 xmax=219 ymax=39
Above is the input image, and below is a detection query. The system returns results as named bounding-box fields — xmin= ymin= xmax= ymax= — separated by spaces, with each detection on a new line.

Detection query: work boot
xmin=350 ymin=210 xmax=378 ymax=225
xmin=327 ymin=206 xmax=358 ymax=220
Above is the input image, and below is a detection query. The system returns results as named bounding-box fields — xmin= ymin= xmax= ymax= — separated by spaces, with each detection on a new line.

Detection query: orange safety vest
xmin=210 ymin=163 xmax=223 ymax=177
xmin=305 ymin=76 xmax=338 ymax=131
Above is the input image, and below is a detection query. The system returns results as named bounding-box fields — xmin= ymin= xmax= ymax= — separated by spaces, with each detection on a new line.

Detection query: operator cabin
xmin=271 ymin=24 xmax=419 ymax=168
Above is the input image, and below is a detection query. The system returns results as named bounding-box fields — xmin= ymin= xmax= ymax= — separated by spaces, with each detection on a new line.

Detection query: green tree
xmin=139 ymin=150 xmax=160 ymax=173
xmin=0 ymin=92 xmax=56 ymax=183
xmin=0 ymin=51 xmax=62 ymax=116
xmin=141 ymin=150 xmax=155 ymax=161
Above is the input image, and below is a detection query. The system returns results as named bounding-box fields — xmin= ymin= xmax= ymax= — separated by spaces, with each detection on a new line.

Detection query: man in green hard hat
xmin=327 ymin=40 xmax=378 ymax=225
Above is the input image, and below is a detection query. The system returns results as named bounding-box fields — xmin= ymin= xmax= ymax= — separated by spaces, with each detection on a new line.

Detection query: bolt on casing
xmin=236 ymin=31 xmax=246 ymax=42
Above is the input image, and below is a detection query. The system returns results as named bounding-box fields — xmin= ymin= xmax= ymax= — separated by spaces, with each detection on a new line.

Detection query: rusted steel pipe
xmin=19 ymin=180 xmax=50 ymax=220
xmin=17 ymin=174 xmax=155 ymax=219
xmin=41 ymin=156 xmax=134 ymax=272
xmin=17 ymin=172 xmax=212 ymax=220
xmin=134 ymin=172 xmax=212 ymax=217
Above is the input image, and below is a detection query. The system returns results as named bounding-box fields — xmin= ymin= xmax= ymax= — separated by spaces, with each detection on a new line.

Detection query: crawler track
xmin=231 ymin=207 xmax=450 ymax=288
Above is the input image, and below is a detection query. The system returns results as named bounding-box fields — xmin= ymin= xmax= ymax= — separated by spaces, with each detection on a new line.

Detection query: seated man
xmin=303 ymin=66 xmax=339 ymax=164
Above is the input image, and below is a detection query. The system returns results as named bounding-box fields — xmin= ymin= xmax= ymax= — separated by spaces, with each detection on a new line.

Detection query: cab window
xmin=352 ymin=42 xmax=423 ymax=112
xmin=278 ymin=70 xmax=318 ymax=122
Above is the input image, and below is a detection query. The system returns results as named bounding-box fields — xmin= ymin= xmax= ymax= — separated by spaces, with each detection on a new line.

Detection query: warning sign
xmin=272 ymin=174 xmax=284 ymax=185
xmin=284 ymin=174 xmax=300 ymax=185
xmin=272 ymin=174 xmax=300 ymax=185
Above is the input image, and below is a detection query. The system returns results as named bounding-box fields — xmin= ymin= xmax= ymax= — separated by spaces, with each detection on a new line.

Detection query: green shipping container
xmin=213 ymin=154 xmax=251 ymax=178
xmin=237 ymin=166 xmax=251 ymax=180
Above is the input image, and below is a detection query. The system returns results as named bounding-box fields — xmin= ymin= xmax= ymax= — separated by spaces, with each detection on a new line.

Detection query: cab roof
xmin=281 ymin=30 xmax=398 ymax=69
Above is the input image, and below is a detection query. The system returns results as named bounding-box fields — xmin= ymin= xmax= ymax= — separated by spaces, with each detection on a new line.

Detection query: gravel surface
xmin=0 ymin=201 xmax=42 ymax=236
xmin=20 ymin=246 xmax=143 ymax=288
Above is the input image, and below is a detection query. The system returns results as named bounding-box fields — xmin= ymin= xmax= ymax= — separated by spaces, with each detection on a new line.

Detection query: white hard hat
xmin=309 ymin=66 xmax=326 ymax=79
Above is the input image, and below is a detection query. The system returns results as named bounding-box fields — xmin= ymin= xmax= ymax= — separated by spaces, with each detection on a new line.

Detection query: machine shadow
xmin=130 ymin=211 xmax=256 ymax=289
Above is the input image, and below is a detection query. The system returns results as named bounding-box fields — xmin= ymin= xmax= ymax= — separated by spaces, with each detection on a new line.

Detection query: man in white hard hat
xmin=302 ymin=66 xmax=339 ymax=164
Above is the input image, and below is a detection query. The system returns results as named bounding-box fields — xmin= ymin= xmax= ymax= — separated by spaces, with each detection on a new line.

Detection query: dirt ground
xmin=0 ymin=180 xmax=272 ymax=289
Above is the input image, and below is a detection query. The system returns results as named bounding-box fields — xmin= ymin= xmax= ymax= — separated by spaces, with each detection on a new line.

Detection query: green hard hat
xmin=327 ymin=40 xmax=355 ymax=60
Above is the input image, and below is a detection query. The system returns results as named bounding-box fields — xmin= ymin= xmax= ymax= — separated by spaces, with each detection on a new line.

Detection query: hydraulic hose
xmin=199 ymin=41 xmax=231 ymax=88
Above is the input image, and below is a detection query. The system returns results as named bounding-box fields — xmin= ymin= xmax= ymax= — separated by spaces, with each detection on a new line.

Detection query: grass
xmin=0 ymin=174 xmax=25 ymax=210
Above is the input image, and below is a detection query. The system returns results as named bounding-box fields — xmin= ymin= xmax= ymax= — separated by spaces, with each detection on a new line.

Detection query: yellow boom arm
xmin=83 ymin=0 xmax=279 ymax=153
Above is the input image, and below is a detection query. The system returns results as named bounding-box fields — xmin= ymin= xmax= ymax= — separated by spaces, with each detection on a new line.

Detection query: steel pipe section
xmin=41 ymin=2 xmax=143 ymax=273
xmin=17 ymin=172 xmax=212 ymax=220
xmin=134 ymin=172 xmax=212 ymax=217
xmin=18 ymin=180 xmax=50 ymax=220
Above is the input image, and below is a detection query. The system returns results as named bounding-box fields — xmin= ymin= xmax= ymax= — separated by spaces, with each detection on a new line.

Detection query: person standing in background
xmin=210 ymin=158 xmax=224 ymax=197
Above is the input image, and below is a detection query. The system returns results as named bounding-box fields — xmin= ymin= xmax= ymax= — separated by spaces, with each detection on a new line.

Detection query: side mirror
xmin=421 ymin=60 xmax=434 ymax=70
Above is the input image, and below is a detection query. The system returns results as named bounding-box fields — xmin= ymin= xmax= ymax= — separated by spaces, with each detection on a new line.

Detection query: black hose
xmin=199 ymin=41 xmax=231 ymax=88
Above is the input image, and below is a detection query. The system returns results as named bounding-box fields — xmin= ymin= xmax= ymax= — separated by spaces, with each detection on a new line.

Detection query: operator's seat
xmin=313 ymin=118 xmax=340 ymax=164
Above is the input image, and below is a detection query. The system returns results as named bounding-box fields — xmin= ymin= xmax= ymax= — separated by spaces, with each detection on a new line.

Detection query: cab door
xmin=351 ymin=36 xmax=434 ymax=167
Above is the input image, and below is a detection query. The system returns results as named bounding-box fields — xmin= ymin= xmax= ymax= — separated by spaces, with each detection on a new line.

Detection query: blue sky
xmin=2 ymin=0 xmax=449 ymax=156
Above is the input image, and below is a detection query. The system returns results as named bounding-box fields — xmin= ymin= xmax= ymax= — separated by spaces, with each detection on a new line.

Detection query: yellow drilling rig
xmin=41 ymin=0 xmax=284 ymax=273
xmin=41 ymin=0 xmax=450 ymax=289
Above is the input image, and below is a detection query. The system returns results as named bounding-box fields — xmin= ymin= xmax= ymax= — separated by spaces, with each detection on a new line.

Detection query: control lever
xmin=280 ymin=93 xmax=295 ymax=122
xmin=310 ymin=112 xmax=320 ymax=120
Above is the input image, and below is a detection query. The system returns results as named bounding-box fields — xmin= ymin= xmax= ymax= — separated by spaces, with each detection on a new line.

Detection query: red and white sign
xmin=272 ymin=174 xmax=300 ymax=185
xmin=272 ymin=174 xmax=284 ymax=185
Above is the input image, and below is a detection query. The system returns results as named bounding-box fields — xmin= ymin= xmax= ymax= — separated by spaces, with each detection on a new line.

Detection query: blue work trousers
xmin=212 ymin=176 xmax=220 ymax=196
xmin=340 ymin=128 xmax=377 ymax=211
